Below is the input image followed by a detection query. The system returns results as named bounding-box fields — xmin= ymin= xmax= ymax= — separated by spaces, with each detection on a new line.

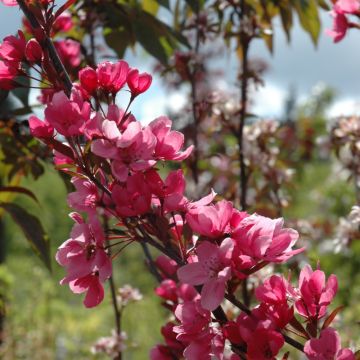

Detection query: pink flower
xmin=55 ymin=39 xmax=81 ymax=68
xmin=304 ymin=328 xmax=355 ymax=360
xmin=44 ymin=91 xmax=91 ymax=136
xmin=232 ymin=214 xmax=303 ymax=262
xmin=1 ymin=0 xmax=17 ymax=6
xmin=79 ymin=66 xmax=98 ymax=94
xmin=70 ymin=274 xmax=105 ymax=308
xmin=96 ymin=60 xmax=129 ymax=94
xmin=25 ymin=39 xmax=42 ymax=63
xmin=92 ymin=121 xmax=156 ymax=182
xmin=146 ymin=169 xmax=187 ymax=213
xmin=150 ymin=345 xmax=175 ymax=360
xmin=0 ymin=60 xmax=18 ymax=90
xmin=149 ymin=116 xmax=194 ymax=161
xmin=127 ymin=68 xmax=152 ymax=97
xmin=29 ymin=115 xmax=54 ymax=138
xmin=56 ymin=216 xmax=112 ymax=307
xmin=255 ymin=275 xmax=292 ymax=305
xmin=67 ymin=177 xmax=99 ymax=212
xmin=295 ymin=265 xmax=338 ymax=320
xmin=174 ymin=298 xmax=211 ymax=337
xmin=186 ymin=200 xmax=233 ymax=239
xmin=326 ymin=11 xmax=349 ymax=43
xmin=155 ymin=279 xmax=178 ymax=303
xmin=335 ymin=0 xmax=360 ymax=13
xmin=53 ymin=12 xmax=73 ymax=34
xmin=246 ymin=328 xmax=284 ymax=360
xmin=111 ymin=173 xmax=152 ymax=217
xmin=0 ymin=30 xmax=26 ymax=63
xmin=177 ymin=238 xmax=233 ymax=310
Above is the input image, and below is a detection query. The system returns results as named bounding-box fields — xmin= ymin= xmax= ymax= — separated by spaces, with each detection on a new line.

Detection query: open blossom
xmin=146 ymin=169 xmax=187 ymax=213
xmin=247 ymin=328 xmax=284 ymax=360
xmin=111 ymin=172 xmax=152 ymax=217
xmin=56 ymin=216 xmax=111 ymax=307
xmin=28 ymin=115 xmax=54 ymax=138
xmin=232 ymin=214 xmax=303 ymax=262
xmin=177 ymin=238 xmax=233 ymax=310
xmin=304 ymin=328 xmax=355 ymax=360
xmin=44 ymin=91 xmax=91 ymax=136
xmin=97 ymin=60 xmax=129 ymax=94
xmin=255 ymin=275 xmax=293 ymax=305
xmin=149 ymin=116 xmax=194 ymax=161
xmin=186 ymin=200 xmax=233 ymax=239
xmin=0 ymin=60 xmax=18 ymax=89
xmin=326 ymin=10 xmax=349 ymax=42
xmin=127 ymin=68 xmax=152 ymax=97
xmin=295 ymin=264 xmax=338 ymax=320
xmin=92 ymin=120 xmax=156 ymax=182
xmin=335 ymin=0 xmax=360 ymax=13
xmin=326 ymin=0 xmax=360 ymax=42
xmin=0 ymin=30 xmax=26 ymax=63
xmin=91 ymin=330 xmax=127 ymax=358
xmin=67 ymin=177 xmax=99 ymax=212
xmin=117 ymin=284 xmax=143 ymax=306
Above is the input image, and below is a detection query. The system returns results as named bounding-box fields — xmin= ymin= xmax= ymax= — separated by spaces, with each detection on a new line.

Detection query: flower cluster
xmin=0 ymin=1 xmax=357 ymax=357
xmin=153 ymin=260 xmax=355 ymax=359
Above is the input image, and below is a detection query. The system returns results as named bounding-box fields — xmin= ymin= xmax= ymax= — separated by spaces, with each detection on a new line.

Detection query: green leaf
xmin=104 ymin=27 xmax=131 ymax=59
xmin=279 ymin=4 xmax=293 ymax=42
xmin=132 ymin=10 xmax=179 ymax=65
xmin=0 ymin=203 xmax=51 ymax=271
xmin=293 ymin=0 xmax=321 ymax=45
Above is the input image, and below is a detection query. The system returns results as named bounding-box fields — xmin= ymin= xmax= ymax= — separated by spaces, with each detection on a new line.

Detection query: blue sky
xmin=1 ymin=6 xmax=360 ymax=119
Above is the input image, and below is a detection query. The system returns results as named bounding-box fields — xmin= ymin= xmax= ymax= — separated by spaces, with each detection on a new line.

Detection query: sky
xmin=1 ymin=5 xmax=360 ymax=120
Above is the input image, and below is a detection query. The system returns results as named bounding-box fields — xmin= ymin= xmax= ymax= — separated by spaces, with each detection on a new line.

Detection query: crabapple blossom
xmin=96 ymin=60 xmax=129 ymax=94
xmin=111 ymin=172 xmax=152 ymax=217
xmin=295 ymin=264 xmax=338 ymax=320
xmin=28 ymin=115 xmax=54 ymax=138
xmin=127 ymin=69 xmax=152 ymax=97
xmin=67 ymin=177 xmax=100 ymax=213
xmin=25 ymin=39 xmax=42 ymax=63
xmin=0 ymin=30 xmax=26 ymax=63
xmin=56 ymin=215 xmax=112 ymax=307
xmin=149 ymin=116 xmax=194 ymax=161
xmin=177 ymin=238 xmax=234 ymax=310
xmin=0 ymin=60 xmax=18 ymax=89
xmin=44 ymin=90 xmax=91 ymax=136
xmin=232 ymin=214 xmax=303 ymax=263
xmin=304 ymin=328 xmax=355 ymax=360
xmin=185 ymin=200 xmax=233 ymax=239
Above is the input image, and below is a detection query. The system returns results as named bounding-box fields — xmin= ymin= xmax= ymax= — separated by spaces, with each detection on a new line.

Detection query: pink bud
xmin=25 ymin=39 xmax=42 ymax=63
xmin=79 ymin=66 xmax=98 ymax=94
xmin=29 ymin=115 xmax=54 ymax=138
xmin=127 ymin=69 xmax=152 ymax=97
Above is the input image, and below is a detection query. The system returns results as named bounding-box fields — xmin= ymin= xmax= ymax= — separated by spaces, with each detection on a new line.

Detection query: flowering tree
xmin=0 ymin=0 xmax=359 ymax=359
